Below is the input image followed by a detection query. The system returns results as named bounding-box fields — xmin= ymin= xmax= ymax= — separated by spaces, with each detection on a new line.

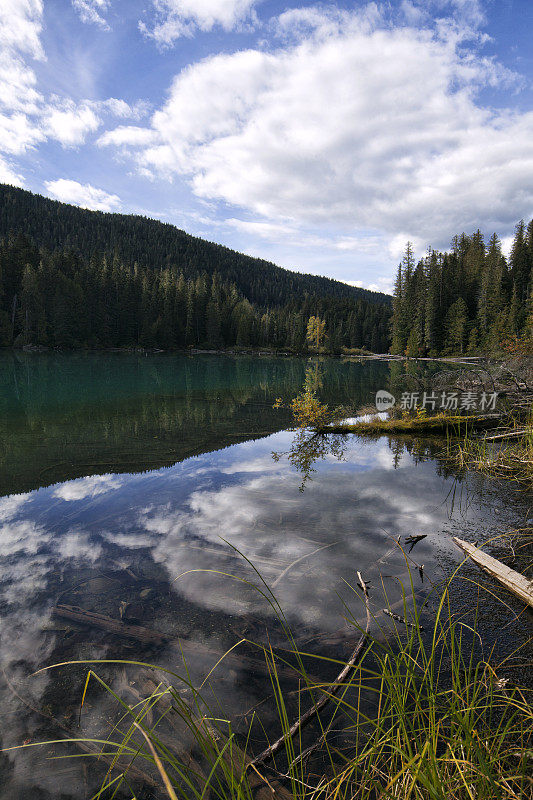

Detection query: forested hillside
xmin=391 ymin=220 xmax=533 ymax=356
xmin=0 ymin=185 xmax=392 ymax=351
xmin=0 ymin=185 xmax=387 ymax=307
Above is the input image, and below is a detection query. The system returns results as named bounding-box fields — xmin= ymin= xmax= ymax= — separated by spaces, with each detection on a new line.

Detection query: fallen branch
xmin=383 ymin=608 xmax=423 ymax=630
xmin=249 ymin=571 xmax=371 ymax=768
xmin=453 ymin=538 xmax=533 ymax=609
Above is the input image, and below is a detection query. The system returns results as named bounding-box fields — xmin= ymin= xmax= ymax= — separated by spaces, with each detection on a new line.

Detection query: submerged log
xmin=52 ymin=606 xmax=310 ymax=681
xmin=453 ymin=538 xmax=533 ymax=609
xmin=177 ymin=638 xmax=319 ymax=684
xmin=53 ymin=604 xmax=168 ymax=645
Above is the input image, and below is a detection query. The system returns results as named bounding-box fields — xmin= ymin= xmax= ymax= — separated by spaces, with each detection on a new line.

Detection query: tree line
xmin=0 ymin=235 xmax=392 ymax=352
xmin=391 ymin=219 xmax=533 ymax=356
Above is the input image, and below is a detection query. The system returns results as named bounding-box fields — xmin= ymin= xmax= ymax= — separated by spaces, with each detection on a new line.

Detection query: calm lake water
xmin=0 ymin=352 xmax=529 ymax=799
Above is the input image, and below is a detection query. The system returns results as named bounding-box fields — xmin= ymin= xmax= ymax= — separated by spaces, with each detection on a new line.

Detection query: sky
xmin=1 ymin=0 xmax=532 ymax=293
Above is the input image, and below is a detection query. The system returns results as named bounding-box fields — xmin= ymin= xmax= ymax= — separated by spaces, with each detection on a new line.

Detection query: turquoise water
xmin=0 ymin=353 xmax=527 ymax=799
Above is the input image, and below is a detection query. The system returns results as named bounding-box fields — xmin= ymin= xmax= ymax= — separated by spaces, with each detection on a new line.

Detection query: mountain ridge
xmin=0 ymin=184 xmax=391 ymax=307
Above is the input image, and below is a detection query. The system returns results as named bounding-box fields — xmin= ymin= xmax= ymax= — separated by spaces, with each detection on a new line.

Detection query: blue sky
xmin=1 ymin=0 xmax=532 ymax=293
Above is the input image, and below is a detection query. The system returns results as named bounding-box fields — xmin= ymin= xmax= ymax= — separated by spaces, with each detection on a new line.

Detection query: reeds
xmin=9 ymin=563 xmax=532 ymax=800
xmin=449 ymin=415 xmax=533 ymax=490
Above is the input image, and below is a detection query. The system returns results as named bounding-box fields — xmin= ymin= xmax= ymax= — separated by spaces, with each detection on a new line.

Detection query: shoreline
xmin=5 ymin=344 xmax=486 ymax=365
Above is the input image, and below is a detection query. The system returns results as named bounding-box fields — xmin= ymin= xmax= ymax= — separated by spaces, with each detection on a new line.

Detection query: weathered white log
xmin=482 ymin=429 xmax=529 ymax=441
xmin=453 ymin=537 xmax=533 ymax=609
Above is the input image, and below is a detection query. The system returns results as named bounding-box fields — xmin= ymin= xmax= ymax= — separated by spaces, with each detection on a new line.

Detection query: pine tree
xmin=506 ymin=285 xmax=521 ymax=336
xmin=444 ymin=298 xmax=468 ymax=354
xmin=390 ymin=262 xmax=405 ymax=353
xmin=185 ymin=284 xmax=195 ymax=345
xmin=478 ymin=232 xmax=505 ymax=347
xmin=510 ymin=220 xmax=531 ymax=303
xmin=405 ymin=326 xmax=421 ymax=357
xmin=205 ymin=300 xmax=222 ymax=348
xmin=424 ymin=250 xmax=441 ymax=355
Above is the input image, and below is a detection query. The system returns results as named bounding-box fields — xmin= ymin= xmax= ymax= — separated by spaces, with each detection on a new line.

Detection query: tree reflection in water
xmin=273 ymin=362 xmax=348 ymax=490
xmin=272 ymin=428 xmax=347 ymax=491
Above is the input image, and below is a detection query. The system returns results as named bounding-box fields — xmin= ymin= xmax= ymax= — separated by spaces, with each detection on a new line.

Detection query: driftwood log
xmin=53 ymin=604 xmax=168 ymax=645
xmin=481 ymin=428 xmax=530 ymax=441
xmin=453 ymin=538 xmax=533 ymax=609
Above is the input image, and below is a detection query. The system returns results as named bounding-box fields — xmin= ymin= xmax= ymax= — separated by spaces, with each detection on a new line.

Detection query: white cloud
xmin=0 ymin=493 xmax=31 ymax=523
xmin=55 ymin=528 xmax=102 ymax=560
xmin=139 ymin=444 xmax=457 ymax=626
xmin=0 ymin=111 xmax=45 ymax=154
xmin=400 ymin=1 xmax=425 ymax=27
xmin=0 ymin=1 xmax=43 ymax=117
xmin=226 ymin=218 xmax=295 ymax=239
xmin=140 ymin=0 xmax=259 ymax=46
xmin=98 ymin=125 xmax=158 ymax=148
xmin=334 ymin=235 xmax=383 ymax=253
xmin=44 ymin=98 xmax=149 ymax=148
xmin=348 ymin=277 xmax=395 ymax=295
xmin=0 ymin=0 xmax=45 ymax=185
xmin=101 ymin=97 xmax=150 ymax=119
xmin=52 ymin=473 xmax=123 ymax=500
xmin=274 ymin=4 xmax=381 ymax=42
xmin=0 ymin=52 xmax=41 ymax=114
xmin=44 ymin=101 xmax=101 ymax=146
xmin=110 ymin=5 xmax=532 ymax=252
xmin=0 ymin=520 xmax=48 ymax=557
xmin=0 ymin=0 xmax=148 ymax=182
xmin=500 ymin=235 xmax=513 ymax=259
xmin=0 ymin=155 xmax=24 ymax=186
xmin=388 ymin=233 xmax=426 ymax=262
xmin=44 ymin=179 xmax=121 ymax=210
xmin=0 ymin=0 xmax=44 ymax=59
xmin=72 ymin=0 xmax=110 ymax=30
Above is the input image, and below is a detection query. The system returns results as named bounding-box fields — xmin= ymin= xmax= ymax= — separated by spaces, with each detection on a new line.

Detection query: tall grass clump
xmin=330 ymin=584 xmax=533 ymax=799
xmin=449 ymin=412 xmax=533 ymax=490
xmin=6 ymin=569 xmax=533 ymax=800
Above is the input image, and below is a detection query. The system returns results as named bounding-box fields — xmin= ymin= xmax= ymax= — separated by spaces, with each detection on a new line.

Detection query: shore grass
xmin=13 ymin=566 xmax=533 ymax=800
xmin=448 ymin=418 xmax=533 ymax=490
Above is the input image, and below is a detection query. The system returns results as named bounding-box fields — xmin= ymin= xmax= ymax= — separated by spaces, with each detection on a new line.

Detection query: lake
xmin=0 ymin=352 xmax=529 ymax=799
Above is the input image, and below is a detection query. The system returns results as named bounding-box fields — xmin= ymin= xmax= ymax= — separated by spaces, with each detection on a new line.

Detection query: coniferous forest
xmin=391 ymin=221 xmax=533 ymax=356
xmin=0 ymin=185 xmax=391 ymax=352
xmin=1 ymin=186 xmax=532 ymax=357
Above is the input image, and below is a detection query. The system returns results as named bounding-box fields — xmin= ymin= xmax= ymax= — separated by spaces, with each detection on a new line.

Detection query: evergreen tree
xmin=205 ymin=300 xmax=222 ymax=348
xmin=510 ymin=220 xmax=531 ymax=304
xmin=390 ymin=262 xmax=405 ymax=353
xmin=444 ymin=298 xmax=468 ymax=354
